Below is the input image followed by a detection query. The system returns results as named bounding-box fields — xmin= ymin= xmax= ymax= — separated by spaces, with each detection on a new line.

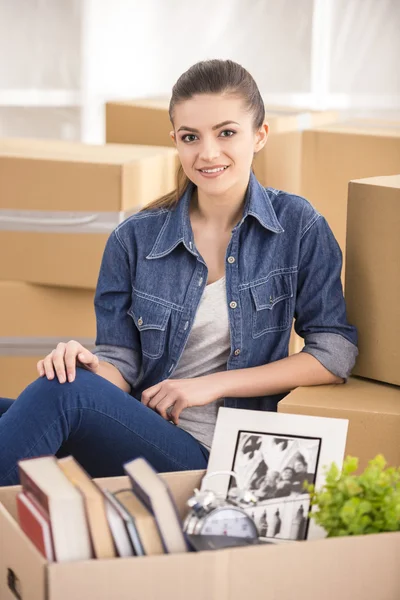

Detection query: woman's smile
xmin=197 ymin=165 xmax=230 ymax=178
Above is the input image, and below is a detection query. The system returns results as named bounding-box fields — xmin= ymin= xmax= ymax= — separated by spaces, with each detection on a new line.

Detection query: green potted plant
xmin=306 ymin=454 xmax=400 ymax=536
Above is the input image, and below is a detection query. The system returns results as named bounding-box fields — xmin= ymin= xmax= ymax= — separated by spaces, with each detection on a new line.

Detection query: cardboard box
xmin=106 ymin=98 xmax=174 ymax=147
xmin=345 ymin=175 xmax=400 ymax=386
xmin=106 ymin=99 xmax=337 ymax=194
xmin=301 ymin=121 xmax=400 ymax=261
xmin=1 ymin=470 xmax=400 ymax=600
xmin=254 ymin=106 xmax=338 ymax=194
xmin=0 ymin=138 xmax=178 ymax=288
xmin=0 ymin=281 xmax=95 ymax=398
xmin=278 ymin=376 xmax=400 ymax=471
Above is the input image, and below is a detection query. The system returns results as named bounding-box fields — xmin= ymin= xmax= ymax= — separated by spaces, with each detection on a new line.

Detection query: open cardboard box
xmin=1 ymin=470 xmax=399 ymax=600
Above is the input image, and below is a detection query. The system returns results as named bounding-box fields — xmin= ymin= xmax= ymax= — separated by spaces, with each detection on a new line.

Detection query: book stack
xmin=16 ymin=455 xmax=188 ymax=563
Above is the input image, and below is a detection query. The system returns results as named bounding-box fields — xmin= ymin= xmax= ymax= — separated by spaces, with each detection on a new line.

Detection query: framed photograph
xmin=204 ymin=407 xmax=348 ymax=542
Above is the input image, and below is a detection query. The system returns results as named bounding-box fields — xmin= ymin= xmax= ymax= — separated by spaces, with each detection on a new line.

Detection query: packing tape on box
xmin=0 ymin=209 xmax=141 ymax=234
xmin=0 ymin=338 xmax=95 ymax=356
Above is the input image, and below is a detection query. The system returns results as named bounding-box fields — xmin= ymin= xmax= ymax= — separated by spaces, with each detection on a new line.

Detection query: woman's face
xmin=171 ymin=93 xmax=267 ymax=197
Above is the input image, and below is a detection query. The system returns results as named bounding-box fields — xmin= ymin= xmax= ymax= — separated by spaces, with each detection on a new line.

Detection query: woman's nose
xmin=199 ymin=138 xmax=220 ymax=162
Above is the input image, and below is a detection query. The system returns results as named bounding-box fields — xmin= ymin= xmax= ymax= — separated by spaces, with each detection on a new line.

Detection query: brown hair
xmin=139 ymin=59 xmax=265 ymax=213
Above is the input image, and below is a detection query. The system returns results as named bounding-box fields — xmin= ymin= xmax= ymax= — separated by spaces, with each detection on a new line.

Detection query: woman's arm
xmin=207 ymin=214 xmax=357 ymax=401
xmin=205 ymin=352 xmax=342 ymax=400
xmin=96 ymin=360 xmax=132 ymax=393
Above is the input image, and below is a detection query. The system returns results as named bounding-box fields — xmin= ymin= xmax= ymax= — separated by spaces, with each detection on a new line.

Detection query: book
xmin=102 ymin=489 xmax=135 ymax=558
xmin=123 ymin=457 xmax=188 ymax=554
xmin=113 ymin=489 xmax=164 ymax=556
xmin=17 ymin=491 xmax=55 ymax=561
xmin=18 ymin=456 xmax=92 ymax=562
xmin=102 ymin=489 xmax=144 ymax=556
xmin=186 ymin=534 xmax=272 ymax=552
xmin=57 ymin=456 xmax=116 ymax=559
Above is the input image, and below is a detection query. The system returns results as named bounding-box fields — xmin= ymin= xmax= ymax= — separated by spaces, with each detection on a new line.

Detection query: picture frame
xmin=204 ymin=407 xmax=348 ymax=542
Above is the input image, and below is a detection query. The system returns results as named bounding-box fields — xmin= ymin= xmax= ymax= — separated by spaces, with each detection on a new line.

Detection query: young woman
xmin=0 ymin=59 xmax=357 ymax=486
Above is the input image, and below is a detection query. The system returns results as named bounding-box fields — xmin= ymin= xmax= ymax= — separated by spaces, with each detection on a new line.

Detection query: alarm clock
xmin=183 ymin=470 xmax=259 ymax=539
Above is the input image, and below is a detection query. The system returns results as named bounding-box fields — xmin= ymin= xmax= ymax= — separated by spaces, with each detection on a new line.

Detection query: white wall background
xmin=0 ymin=0 xmax=399 ymax=143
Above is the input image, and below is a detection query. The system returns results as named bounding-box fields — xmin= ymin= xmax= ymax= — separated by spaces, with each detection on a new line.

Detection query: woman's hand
xmin=141 ymin=376 xmax=222 ymax=425
xmin=37 ymin=340 xmax=99 ymax=384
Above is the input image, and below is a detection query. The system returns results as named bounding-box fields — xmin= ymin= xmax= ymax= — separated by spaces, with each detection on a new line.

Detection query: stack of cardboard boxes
xmin=301 ymin=121 xmax=400 ymax=274
xmin=279 ymin=174 xmax=400 ymax=471
xmin=0 ymin=138 xmax=177 ymax=397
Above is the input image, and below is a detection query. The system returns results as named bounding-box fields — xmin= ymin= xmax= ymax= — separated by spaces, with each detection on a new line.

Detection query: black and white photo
xmin=230 ymin=432 xmax=320 ymax=501
xmin=205 ymin=407 xmax=348 ymax=541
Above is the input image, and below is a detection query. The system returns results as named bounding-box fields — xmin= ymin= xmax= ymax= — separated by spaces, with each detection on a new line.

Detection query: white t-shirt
xmin=169 ymin=276 xmax=230 ymax=450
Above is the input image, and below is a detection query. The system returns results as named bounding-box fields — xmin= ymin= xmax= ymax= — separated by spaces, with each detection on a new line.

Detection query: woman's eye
xmin=220 ymin=130 xmax=236 ymax=138
xmin=181 ymin=134 xmax=198 ymax=143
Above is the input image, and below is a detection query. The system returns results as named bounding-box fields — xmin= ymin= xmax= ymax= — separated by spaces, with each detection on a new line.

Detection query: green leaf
xmin=309 ymin=454 xmax=400 ymax=537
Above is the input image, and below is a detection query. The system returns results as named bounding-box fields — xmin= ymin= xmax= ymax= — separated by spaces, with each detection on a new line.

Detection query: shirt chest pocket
xmin=250 ymin=273 xmax=293 ymax=338
xmin=128 ymin=294 xmax=172 ymax=359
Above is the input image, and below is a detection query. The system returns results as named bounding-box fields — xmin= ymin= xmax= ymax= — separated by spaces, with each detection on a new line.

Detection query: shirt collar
xmin=147 ymin=171 xmax=284 ymax=259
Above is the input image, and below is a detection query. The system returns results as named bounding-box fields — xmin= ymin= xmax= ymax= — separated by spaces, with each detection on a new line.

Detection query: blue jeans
xmin=0 ymin=369 xmax=209 ymax=486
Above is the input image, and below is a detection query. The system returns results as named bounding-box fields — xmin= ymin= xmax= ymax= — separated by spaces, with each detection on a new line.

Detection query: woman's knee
xmin=16 ymin=368 xmax=130 ymax=423
xmin=18 ymin=368 xmax=97 ymax=405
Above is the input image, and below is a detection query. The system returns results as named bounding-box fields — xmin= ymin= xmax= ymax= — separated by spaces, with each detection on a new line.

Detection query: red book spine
xmin=18 ymin=469 xmax=51 ymax=515
xmin=17 ymin=492 xmax=55 ymax=562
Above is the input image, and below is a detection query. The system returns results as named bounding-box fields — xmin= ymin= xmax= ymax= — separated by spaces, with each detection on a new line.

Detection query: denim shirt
xmin=94 ymin=171 xmax=358 ymax=412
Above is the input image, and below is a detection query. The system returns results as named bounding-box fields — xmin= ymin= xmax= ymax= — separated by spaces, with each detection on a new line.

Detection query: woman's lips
xmin=197 ymin=166 xmax=229 ymax=178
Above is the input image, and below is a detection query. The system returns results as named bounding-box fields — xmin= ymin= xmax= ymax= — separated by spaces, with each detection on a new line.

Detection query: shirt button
xmin=138 ymin=317 xmax=143 ymax=326
xmin=234 ymin=349 xmax=241 ymax=356
xmin=227 ymin=256 xmax=235 ymax=264
xmin=229 ymin=301 xmax=237 ymax=309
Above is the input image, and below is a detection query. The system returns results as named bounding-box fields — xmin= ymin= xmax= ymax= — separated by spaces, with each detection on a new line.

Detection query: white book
xmin=102 ymin=489 xmax=135 ymax=558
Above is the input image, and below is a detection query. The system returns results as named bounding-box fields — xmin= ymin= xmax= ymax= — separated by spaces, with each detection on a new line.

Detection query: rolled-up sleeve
xmin=92 ymin=344 xmax=142 ymax=392
xmin=294 ymin=215 xmax=358 ymax=379
xmin=93 ymin=230 xmax=142 ymax=390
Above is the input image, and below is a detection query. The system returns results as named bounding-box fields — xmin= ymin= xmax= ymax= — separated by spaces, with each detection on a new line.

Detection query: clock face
xmin=199 ymin=507 xmax=258 ymax=538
